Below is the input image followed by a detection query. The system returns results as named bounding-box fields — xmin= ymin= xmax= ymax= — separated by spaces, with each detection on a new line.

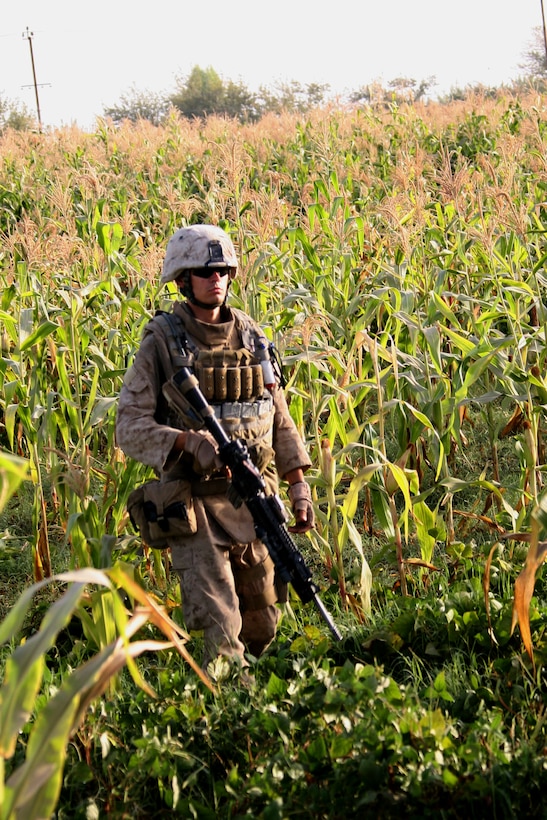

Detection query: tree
xmin=256 ymin=80 xmax=330 ymax=116
xmin=388 ymin=77 xmax=417 ymax=98
xmin=519 ymin=25 xmax=547 ymax=78
xmin=102 ymin=86 xmax=171 ymax=126
xmin=170 ymin=66 xmax=228 ymax=119
xmin=349 ymin=76 xmax=436 ymax=106
xmin=218 ymin=78 xmax=259 ymax=122
xmin=104 ymin=67 xmax=334 ymax=126
xmin=169 ymin=67 xmax=331 ymax=122
xmin=0 ymin=95 xmax=35 ymax=132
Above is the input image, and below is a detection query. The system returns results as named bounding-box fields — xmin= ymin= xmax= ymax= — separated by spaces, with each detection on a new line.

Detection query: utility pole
xmin=541 ymin=0 xmax=547 ymax=71
xmin=22 ymin=27 xmax=42 ymax=130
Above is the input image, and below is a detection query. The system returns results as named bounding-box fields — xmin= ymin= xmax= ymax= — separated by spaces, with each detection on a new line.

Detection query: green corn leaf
xmin=341 ymin=463 xmax=382 ymax=519
xmin=18 ymin=308 xmax=34 ymax=347
xmin=18 ymin=321 xmax=59 ymax=353
xmin=82 ymin=365 xmax=101 ymax=432
xmin=0 ymin=583 xmax=85 ymax=758
xmin=458 ymin=351 xmax=497 ymax=395
xmin=422 ymin=325 xmax=442 ymax=374
xmin=0 ymin=311 xmax=18 ymax=344
xmin=96 ymin=220 xmax=124 ymax=256
xmin=0 ymin=451 xmax=30 ymax=514
xmin=2 ymin=687 xmax=79 ymax=820
xmin=413 ymin=499 xmax=437 ymax=565
xmin=87 ymin=395 xmax=118 ymax=427
xmin=370 ymin=485 xmax=395 ymax=539
xmin=437 ymin=323 xmax=476 ymax=355
xmin=3 ymin=630 xmax=171 ymax=820
xmin=339 ymin=517 xmax=373 ymax=614
xmin=532 ymin=491 xmax=547 ymax=539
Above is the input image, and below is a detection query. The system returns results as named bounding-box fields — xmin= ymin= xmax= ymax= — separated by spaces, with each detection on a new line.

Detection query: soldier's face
xmin=190 ymin=268 xmax=229 ymax=307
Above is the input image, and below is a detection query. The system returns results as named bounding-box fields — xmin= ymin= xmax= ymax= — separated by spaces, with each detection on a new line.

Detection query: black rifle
xmin=171 ymin=367 xmax=342 ymax=642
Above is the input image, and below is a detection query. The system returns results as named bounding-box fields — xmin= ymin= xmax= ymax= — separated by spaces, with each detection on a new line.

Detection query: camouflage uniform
xmin=116 ymin=300 xmax=311 ymax=667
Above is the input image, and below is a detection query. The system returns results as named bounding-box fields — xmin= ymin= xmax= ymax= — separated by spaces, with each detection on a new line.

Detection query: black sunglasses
xmin=191 ymin=268 xmax=230 ymax=279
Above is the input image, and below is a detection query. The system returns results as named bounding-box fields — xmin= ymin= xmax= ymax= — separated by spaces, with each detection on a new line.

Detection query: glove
xmin=287 ymin=481 xmax=315 ymax=533
xmin=184 ymin=430 xmax=222 ymax=475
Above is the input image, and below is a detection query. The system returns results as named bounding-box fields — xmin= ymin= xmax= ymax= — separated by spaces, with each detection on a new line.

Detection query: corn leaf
xmin=0 ymin=451 xmax=30 ymax=514
xmin=0 ymin=583 xmax=85 ymax=757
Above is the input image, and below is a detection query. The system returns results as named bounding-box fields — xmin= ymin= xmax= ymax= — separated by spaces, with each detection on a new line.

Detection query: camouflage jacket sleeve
xmin=115 ymin=332 xmax=181 ymax=474
xmin=271 ymin=385 xmax=312 ymax=479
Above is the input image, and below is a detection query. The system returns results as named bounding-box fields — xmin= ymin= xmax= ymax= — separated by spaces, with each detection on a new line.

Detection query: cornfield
xmin=2 ymin=92 xmax=547 ymax=817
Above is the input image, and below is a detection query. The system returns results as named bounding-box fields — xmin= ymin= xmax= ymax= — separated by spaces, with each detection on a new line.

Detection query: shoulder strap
xmin=144 ymin=310 xmax=194 ymax=373
xmin=231 ymin=307 xmax=262 ymax=351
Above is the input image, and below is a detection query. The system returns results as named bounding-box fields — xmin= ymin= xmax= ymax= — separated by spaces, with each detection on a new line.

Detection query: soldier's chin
xmin=207 ymin=294 xmax=225 ymax=306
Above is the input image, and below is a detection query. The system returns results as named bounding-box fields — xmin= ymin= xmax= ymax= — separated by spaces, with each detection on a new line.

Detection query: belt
xmin=212 ymin=396 xmax=273 ymax=420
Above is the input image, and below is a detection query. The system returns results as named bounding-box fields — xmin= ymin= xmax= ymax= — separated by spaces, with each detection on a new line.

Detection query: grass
xmin=2 ymin=477 xmax=545 ymax=817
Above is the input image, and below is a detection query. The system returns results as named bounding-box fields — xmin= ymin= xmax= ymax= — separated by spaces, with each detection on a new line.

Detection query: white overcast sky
xmin=0 ymin=0 xmax=543 ymax=129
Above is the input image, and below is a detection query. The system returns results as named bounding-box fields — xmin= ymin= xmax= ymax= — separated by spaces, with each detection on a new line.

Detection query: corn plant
xmin=2 ymin=94 xmax=547 ymax=610
xmin=0 ymin=445 xmax=209 ymax=820
xmin=0 ymin=563 xmax=211 ymax=820
xmin=3 ymin=95 xmax=547 ymax=817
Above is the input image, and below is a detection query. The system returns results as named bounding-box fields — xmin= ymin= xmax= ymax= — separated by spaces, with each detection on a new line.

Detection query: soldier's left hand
xmin=287 ymin=481 xmax=315 ymax=533
xmin=184 ymin=430 xmax=223 ymax=475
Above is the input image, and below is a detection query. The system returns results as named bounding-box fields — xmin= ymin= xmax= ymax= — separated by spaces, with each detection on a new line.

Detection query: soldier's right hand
xmin=287 ymin=480 xmax=315 ymax=533
xmin=184 ymin=430 xmax=223 ymax=475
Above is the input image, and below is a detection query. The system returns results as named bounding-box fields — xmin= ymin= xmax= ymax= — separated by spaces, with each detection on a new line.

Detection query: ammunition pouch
xmin=162 ymin=360 xmax=273 ymax=431
xmin=194 ymin=348 xmax=265 ymax=403
xmin=127 ymin=478 xmax=197 ymax=549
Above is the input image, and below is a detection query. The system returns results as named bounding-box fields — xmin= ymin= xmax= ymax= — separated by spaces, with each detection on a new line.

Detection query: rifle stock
xmin=172 ymin=367 xmax=342 ymax=642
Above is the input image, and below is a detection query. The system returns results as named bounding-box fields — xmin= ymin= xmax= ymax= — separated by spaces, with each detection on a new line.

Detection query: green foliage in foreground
xmin=2 ymin=491 xmax=546 ymax=818
xmin=53 ymin=568 xmax=546 ymax=820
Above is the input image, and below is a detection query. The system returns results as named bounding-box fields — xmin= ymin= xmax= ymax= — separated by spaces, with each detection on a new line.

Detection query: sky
xmin=0 ymin=0 xmax=543 ymax=130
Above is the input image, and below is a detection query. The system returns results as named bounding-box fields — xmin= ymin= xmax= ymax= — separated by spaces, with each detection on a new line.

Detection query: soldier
xmin=116 ymin=224 xmax=315 ymax=674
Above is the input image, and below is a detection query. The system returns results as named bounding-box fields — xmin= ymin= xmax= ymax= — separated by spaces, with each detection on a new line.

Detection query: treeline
xmin=101 ymin=65 xmax=331 ymax=125
xmin=100 ymin=65 xmax=547 ymax=126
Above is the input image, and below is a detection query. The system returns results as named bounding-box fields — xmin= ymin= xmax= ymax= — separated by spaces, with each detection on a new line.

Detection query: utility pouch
xmin=127 ymin=479 xmax=197 ymax=549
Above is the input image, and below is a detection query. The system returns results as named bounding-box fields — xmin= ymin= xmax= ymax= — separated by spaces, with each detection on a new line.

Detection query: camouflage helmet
xmin=161 ymin=224 xmax=238 ymax=284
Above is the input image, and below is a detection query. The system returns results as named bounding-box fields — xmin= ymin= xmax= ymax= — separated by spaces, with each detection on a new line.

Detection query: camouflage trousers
xmin=169 ymin=498 xmax=281 ymax=668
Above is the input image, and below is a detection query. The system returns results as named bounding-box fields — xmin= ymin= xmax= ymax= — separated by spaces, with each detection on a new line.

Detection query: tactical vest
xmin=144 ymin=308 xmax=278 ymax=471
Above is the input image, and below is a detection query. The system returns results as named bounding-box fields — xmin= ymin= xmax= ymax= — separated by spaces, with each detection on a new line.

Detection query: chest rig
xmin=146 ymin=308 xmax=280 ymax=425
xmin=147 ymin=308 xmax=279 ymax=472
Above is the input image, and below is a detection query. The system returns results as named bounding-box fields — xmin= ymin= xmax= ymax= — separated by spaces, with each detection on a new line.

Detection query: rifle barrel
xmin=313 ymin=595 xmax=343 ymax=641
